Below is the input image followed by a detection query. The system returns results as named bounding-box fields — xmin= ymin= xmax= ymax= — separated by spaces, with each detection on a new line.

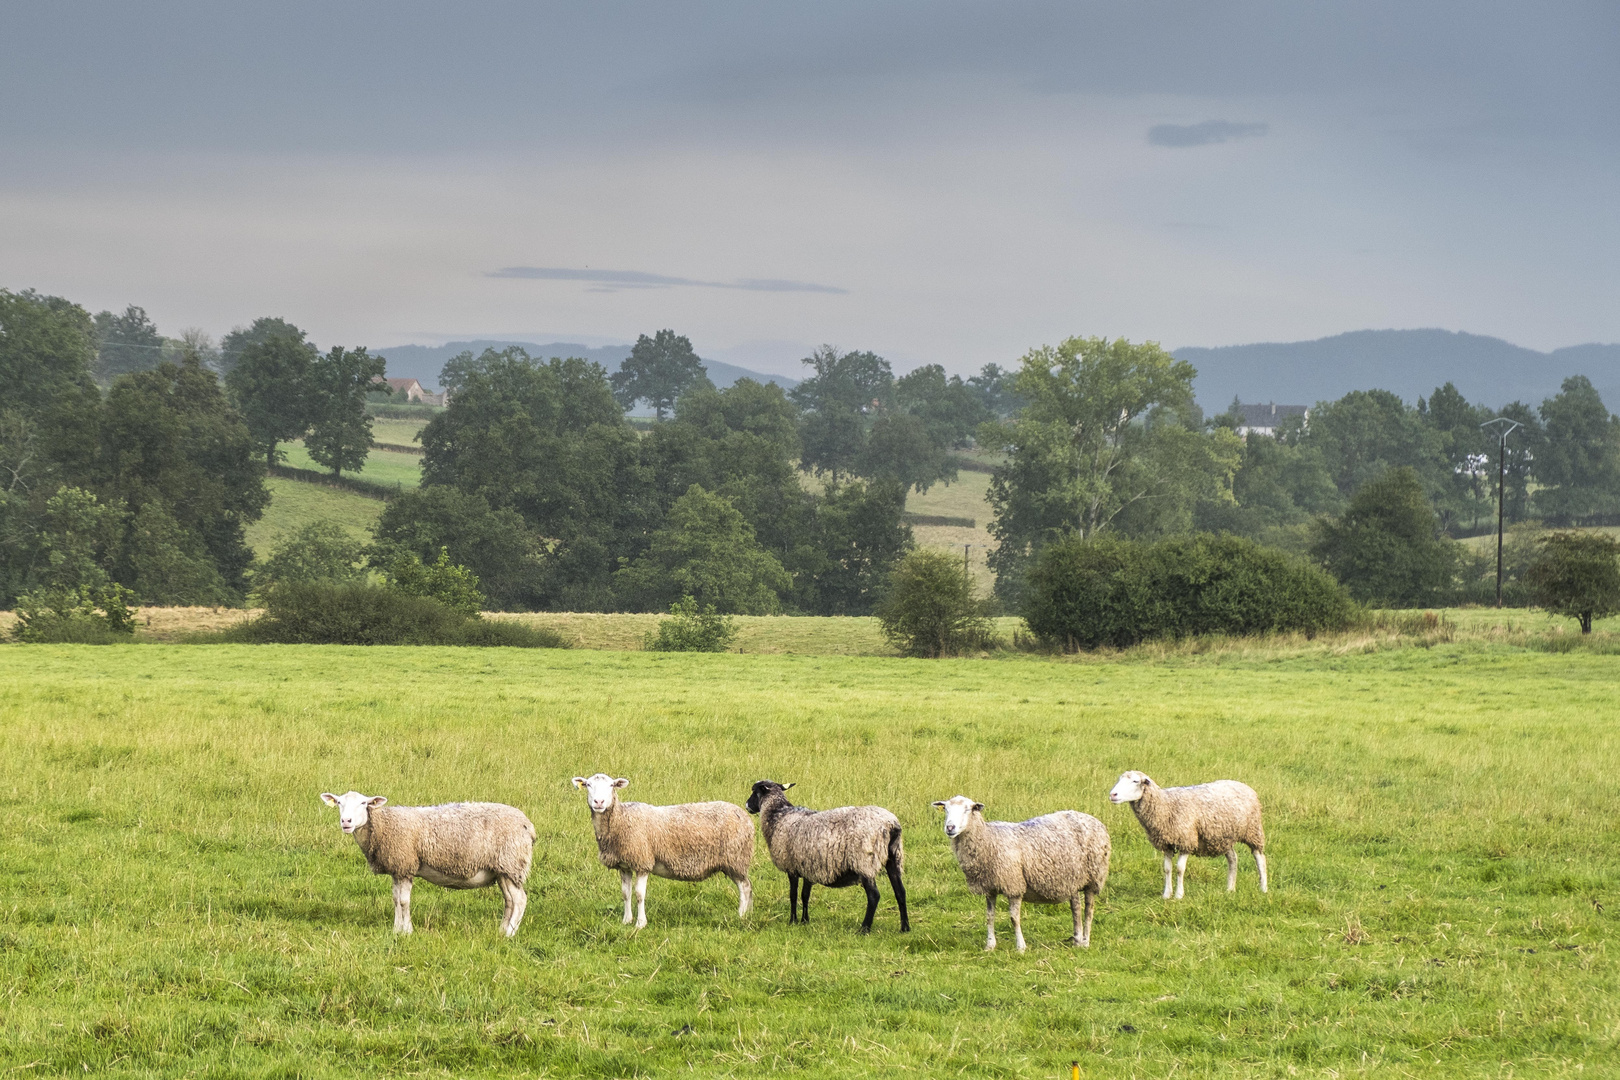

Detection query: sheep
xmin=1107 ymin=770 xmax=1268 ymax=899
xmin=744 ymin=780 xmax=909 ymax=934
xmin=931 ymin=795 xmax=1110 ymax=952
xmin=571 ymin=773 xmax=754 ymax=928
xmin=319 ymin=791 xmax=535 ymax=936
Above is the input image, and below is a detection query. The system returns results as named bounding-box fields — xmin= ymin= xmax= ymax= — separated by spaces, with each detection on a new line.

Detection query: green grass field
xmin=370 ymin=420 xmax=429 ymax=449
xmin=1 ymin=640 xmax=1615 ymax=1077
xmin=243 ymin=477 xmax=385 ymax=560
xmin=280 ymin=442 xmax=423 ymax=492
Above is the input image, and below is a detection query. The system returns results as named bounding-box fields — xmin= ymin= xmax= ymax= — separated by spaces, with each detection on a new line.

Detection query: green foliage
xmin=384 ymin=547 xmax=485 ymax=616
xmin=224 ymin=324 xmax=317 ymax=464
xmin=218 ymin=316 xmax=305 ymax=379
xmin=92 ymin=305 xmax=163 ymax=383
xmin=789 ymin=479 xmax=913 ymax=616
xmin=123 ymin=500 xmax=232 ymax=606
xmin=1525 ymin=531 xmax=1620 ymax=633
xmin=610 ymin=329 xmax=711 ymax=420
xmin=1023 ymin=532 xmax=1356 ymax=649
xmin=305 ymin=345 xmax=386 ymax=476
xmin=371 ymin=486 xmax=543 ymax=610
xmin=791 ymin=345 xmax=894 ymax=483
xmin=643 ymin=594 xmax=738 ymax=652
xmin=1532 ymin=376 xmax=1620 ymax=520
xmin=1301 ymin=389 xmax=1444 ymax=503
xmin=875 ymin=547 xmax=993 ymax=657
xmin=10 ymin=582 xmax=135 ymax=643
xmin=1311 ymin=467 xmax=1460 ymax=605
xmin=0 ymin=289 xmax=102 ymax=497
xmin=255 ymin=521 xmax=368 ymax=590
xmin=221 ymin=581 xmax=562 ymax=646
xmin=614 ymin=485 xmax=791 ymax=614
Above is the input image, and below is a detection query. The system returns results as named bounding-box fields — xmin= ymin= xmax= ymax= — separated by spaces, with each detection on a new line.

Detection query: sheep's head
xmin=1109 ymin=771 xmax=1153 ymax=804
xmin=745 ymin=780 xmax=794 ymax=814
xmin=930 ymin=795 xmax=983 ymax=838
xmin=321 ymin=790 xmax=386 ymax=834
xmin=572 ymin=773 xmax=627 ymax=813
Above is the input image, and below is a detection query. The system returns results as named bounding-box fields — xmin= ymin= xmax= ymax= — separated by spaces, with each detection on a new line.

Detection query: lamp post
xmin=1480 ymin=417 xmax=1522 ymax=607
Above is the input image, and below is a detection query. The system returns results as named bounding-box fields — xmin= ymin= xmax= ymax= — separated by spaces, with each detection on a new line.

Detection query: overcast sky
xmin=3 ymin=1 xmax=1616 ymax=374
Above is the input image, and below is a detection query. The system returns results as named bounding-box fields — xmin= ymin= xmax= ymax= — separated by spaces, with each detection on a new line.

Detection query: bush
xmin=1525 ymin=531 xmax=1620 ymax=633
xmin=10 ymin=584 xmax=136 ymax=644
xmin=644 ymin=595 xmax=738 ymax=652
xmin=1310 ymin=467 xmax=1459 ymax=605
xmin=384 ymin=547 xmax=484 ymax=615
xmin=876 ymin=548 xmax=995 ymax=658
xmin=1023 ymin=533 xmax=1356 ymax=650
xmin=214 ymin=582 xmax=566 ymax=647
xmin=255 ymin=521 xmax=368 ymax=591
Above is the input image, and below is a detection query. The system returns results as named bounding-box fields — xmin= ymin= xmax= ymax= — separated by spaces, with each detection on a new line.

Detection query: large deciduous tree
xmin=306 ymin=345 xmax=386 ymax=476
xmin=1526 ymin=531 xmax=1620 ymax=633
xmin=613 ymin=484 xmax=792 ymax=613
xmin=1309 ymin=466 xmax=1457 ymax=606
xmin=93 ymin=305 xmax=164 ymax=384
xmin=610 ymin=330 xmax=711 ymax=420
xmin=1533 ymin=376 xmax=1620 ymax=521
xmin=791 ymin=345 xmax=894 ymax=483
xmin=225 ymin=326 xmax=318 ymax=465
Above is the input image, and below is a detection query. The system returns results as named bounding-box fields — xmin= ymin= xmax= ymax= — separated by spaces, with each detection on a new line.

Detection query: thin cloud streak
xmin=488 ymin=266 xmax=847 ymax=295
xmin=1148 ymin=120 xmax=1269 ymax=147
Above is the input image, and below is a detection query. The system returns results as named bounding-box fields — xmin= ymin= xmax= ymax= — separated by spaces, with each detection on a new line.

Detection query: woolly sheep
xmin=745 ymin=780 xmax=909 ymax=934
xmin=319 ymin=791 xmax=535 ymax=936
xmin=1107 ymin=770 xmax=1268 ymax=899
xmin=571 ymin=773 xmax=754 ymax=928
xmin=931 ymin=795 xmax=1110 ymax=951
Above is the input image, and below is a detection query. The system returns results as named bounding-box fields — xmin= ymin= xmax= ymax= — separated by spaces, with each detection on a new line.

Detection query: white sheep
xmin=319 ymin=791 xmax=535 ymax=935
xmin=932 ymin=795 xmax=1110 ymax=951
xmin=745 ymin=780 xmax=909 ymax=933
xmin=1107 ymin=770 xmax=1268 ymax=899
xmin=571 ymin=773 xmax=754 ymax=928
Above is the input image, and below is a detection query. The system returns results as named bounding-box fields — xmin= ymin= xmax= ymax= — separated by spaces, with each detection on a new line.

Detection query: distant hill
xmin=1175 ymin=330 xmax=1620 ymax=413
xmin=372 ymin=340 xmax=799 ymax=396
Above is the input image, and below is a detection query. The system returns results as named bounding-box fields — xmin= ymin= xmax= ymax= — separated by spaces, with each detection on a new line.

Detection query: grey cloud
xmin=1148 ymin=121 xmax=1269 ymax=148
xmin=488 ymin=267 xmax=846 ymax=295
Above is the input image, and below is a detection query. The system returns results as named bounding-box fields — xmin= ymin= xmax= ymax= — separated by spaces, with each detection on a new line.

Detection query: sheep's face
xmin=745 ymin=780 xmax=794 ymax=814
xmin=931 ymin=795 xmax=983 ymax=838
xmin=1109 ymin=771 xmax=1152 ymax=804
xmin=573 ymin=773 xmax=627 ymax=813
xmin=321 ymin=791 xmax=386 ymax=834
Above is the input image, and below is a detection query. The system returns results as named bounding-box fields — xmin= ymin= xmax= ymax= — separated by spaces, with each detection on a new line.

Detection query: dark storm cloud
xmin=488 ymin=267 xmax=847 ymax=295
xmin=1148 ymin=121 xmax=1269 ymax=148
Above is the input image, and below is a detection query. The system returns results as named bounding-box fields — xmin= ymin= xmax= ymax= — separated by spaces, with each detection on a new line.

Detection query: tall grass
xmin=1 ymin=644 xmax=1615 ymax=1076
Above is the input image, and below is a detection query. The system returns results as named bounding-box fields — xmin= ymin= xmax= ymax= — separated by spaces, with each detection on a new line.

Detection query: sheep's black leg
xmin=859 ymin=877 xmax=879 ymax=933
xmin=788 ymin=873 xmax=800 ymax=923
xmin=887 ymin=863 xmax=909 ymax=932
xmin=800 ymin=878 xmax=812 ymax=923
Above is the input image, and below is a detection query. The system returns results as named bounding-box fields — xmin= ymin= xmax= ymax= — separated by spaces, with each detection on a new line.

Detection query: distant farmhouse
xmin=1231 ymin=401 xmax=1308 ymax=437
xmin=378 ymin=377 xmax=447 ymax=407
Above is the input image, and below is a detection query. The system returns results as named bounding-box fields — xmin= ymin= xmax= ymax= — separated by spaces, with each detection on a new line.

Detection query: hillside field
xmin=1 ymin=642 xmax=1615 ymax=1077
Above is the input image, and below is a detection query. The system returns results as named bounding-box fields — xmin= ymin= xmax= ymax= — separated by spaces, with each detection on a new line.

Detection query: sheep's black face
xmin=745 ymin=780 xmax=781 ymax=815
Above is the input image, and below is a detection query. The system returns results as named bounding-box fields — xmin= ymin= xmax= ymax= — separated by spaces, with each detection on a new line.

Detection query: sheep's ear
xmin=613 ymin=778 xmax=629 ymax=789
xmin=1139 ymin=777 xmax=1152 ymax=787
xmin=367 ymin=796 xmax=387 ymax=808
xmin=782 ymin=782 xmax=795 ymax=791
xmin=320 ymin=792 xmax=339 ymax=807
xmin=971 ymin=802 xmax=985 ymax=813
xmin=931 ymin=801 xmax=947 ymax=810
xmin=571 ymin=777 xmax=587 ymax=788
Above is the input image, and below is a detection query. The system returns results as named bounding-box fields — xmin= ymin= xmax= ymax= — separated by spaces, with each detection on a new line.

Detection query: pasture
xmin=1 ymin=641 xmax=1616 ymax=1077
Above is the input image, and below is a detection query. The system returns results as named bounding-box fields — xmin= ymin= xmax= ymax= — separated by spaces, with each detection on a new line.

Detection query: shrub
xmin=11 ymin=584 xmax=136 ymax=644
xmin=876 ymin=548 xmax=995 ymax=658
xmin=214 ymin=582 xmax=565 ymax=647
xmin=1310 ymin=467 xmax=1459 ymax=605
xmin=255 ymin=521 xmax=368 ymax=591
xmin=644 ymin=595 xmax=738 ymax=652
xmin=383 ymin=547 xmax=485 ymax=615
xmin=1525 ymin=531 xmax=1620 ymax=633
xmin=1023 ymin=533 xmax=1356 ymax=650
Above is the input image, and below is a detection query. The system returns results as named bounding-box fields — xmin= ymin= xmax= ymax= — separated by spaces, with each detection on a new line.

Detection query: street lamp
xmin=1480 ymin=416 xmax=1522 ymax=607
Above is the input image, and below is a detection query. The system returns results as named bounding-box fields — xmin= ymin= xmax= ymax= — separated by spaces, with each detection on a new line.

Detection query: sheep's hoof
xmin=857 ymin=925 xmax=873 ymax=935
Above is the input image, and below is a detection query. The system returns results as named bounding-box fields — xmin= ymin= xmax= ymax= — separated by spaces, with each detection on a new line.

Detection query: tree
xmin=123 ymin=499 xmax=231 ymax=605
xmin=875 ymin=547 xmax=991 ymax=657
xmin=1418 ymin=382 xmax=1492 ymax=531
xmin=256 ymin=521 xmax=368 ymax=590
xmin=371 ymin=486 xmax=546 ymax=610
xmin=613 ymin=484 xmax=791 ymax=614
xmin=93 ymin=305 xmax=163 ymax=383
xmin=0 ymin=289 xmax=102 ymax=499
xmin=983 ymin=336 xmax=1235 ymax=605
xmin=1525 ymin=532 xmax=1620 ymax=633
xmin=225 ymin=328 xmax=318 ymax=465
xmin=791 ymin=345 xmax=894 ymax=483
xmin=1534 ymin=376 xmax=1620 ymax=521
xmin=1494 ymin=401 xmax=1544 ymax=523
xmin=610 ymin=329 xmax=711 ymax=420
xmin=1300 ymin=389 xmax=1445 ymax=502
xmin=438 ymin=349 xmax=484 ymax=395
xmin=384 ymin=547 xmax=486 ymax=616
xmin=788 ymin=479 xmax=913 ymax=616
xmin=306 ymin=345 xmax=386 ymax=475
xmin=855 ymin=363 xmax=988 ymax=493
xmin=219 ymin=317 xmax=306 ymax=378
xmin=966 ymin=363 xmax=1023 ymax=418
xmin=1310 ymin=467 xmax=1457 ymax=605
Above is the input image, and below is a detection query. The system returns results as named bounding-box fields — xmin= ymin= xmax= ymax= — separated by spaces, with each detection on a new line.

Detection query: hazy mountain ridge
xmin=374 ymin=340 xmax=799 ymax=394
xmin=1176 ymin=329 xmax=1620 ymax=413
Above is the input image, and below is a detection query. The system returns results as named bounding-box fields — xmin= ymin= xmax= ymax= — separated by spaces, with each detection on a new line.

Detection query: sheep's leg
xmin=1226 ymin=850 xmax=1239 ymax=892
xmin=633 ymin=872 xmax=649 ymax=929
xmin=800 ymin=879 xmax=812 ymax=923
xmin=499 ymin=877 xmax=526 ymax=937
xmin=619 ymin=870 xmax=635 ymax=925
xmin=1081 ymin=888 xmax=1097 ymax=947
xmin=858 ymin=876 xmax=880 ymax=934
xmin=392 ymin=876 xmax=413 ymax=935
xmin=1254 ymin=849 xmax=1269 ymax=893
xmin=1161 ymin=853 xmax=1174 ymax=900
xmin=1009 ymin=896 xmax=1026 ymax=953
xmin=984 ymin=894 xmax=997 ymax=951
xmin=788 ymin=873 xmax=800 ymax=923
xmin=732 ymin=873 xmax=752 ymax=918
xmin=1174 ymin=853 xmax=1188 ymax=900
xmin=887 ymin=863 xmax=910 ymax=933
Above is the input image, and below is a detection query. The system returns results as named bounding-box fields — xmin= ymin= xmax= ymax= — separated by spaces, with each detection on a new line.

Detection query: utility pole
xmin=1480 ymin=417 xmax=1522 ymax=607
xmin=963 ymin=544 xmax=973 ymax=585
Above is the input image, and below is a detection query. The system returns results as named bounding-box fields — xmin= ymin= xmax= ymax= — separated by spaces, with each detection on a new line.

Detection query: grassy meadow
xmin=243 ymin=477 xmax=384 ymax=559
xmin=1 ymin=640 xmax=1616 ymax=1077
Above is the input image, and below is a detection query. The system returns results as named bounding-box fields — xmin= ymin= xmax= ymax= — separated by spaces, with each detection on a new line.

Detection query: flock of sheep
xmin=320 ymin=769 xmax=1268 ymax=952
